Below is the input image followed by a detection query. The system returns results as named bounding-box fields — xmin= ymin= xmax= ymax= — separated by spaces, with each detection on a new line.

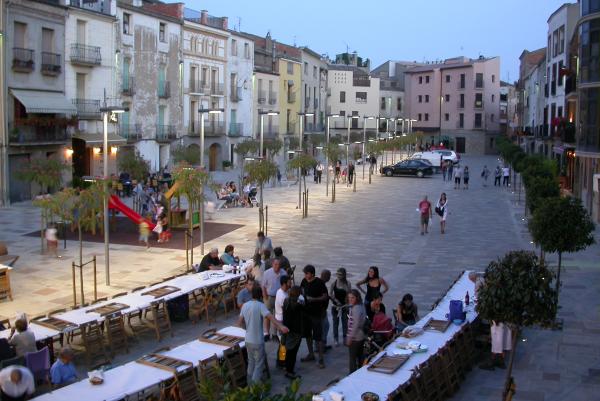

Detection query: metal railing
xmin=73 ymin=99 xmax=101 ymax=119
xmin=187 ymin=80 xmax=205 ymax=94
xmin=12 ymin=47 xmax=34 ymax=71
xmin=41 ymin=52 xmax=61 ymax=75
xmin=122 ymin=76 xmax=135 ymax=96
xmin=268 ymin=92 xmax=277 ymax=105
xmin=70 ymin=0 xmax=112 ymax=15
xmin=474 ymin=80 xmax=484 ymax=89
xmin=156 ymin=124 xmax=176 ymax=141
xmin=353 ymin=77 xmax=371 ymax=87
xmin=457 ymin=101 xmax=465 ymax=109
xmin=229 ymin=122 xmax=244 ymax=136
xmin=158 ymin=81 xmax=171 ymax=98
xmin=203 ymin=120 xmax=226 ymax=136
xmin=8 ymin=124 xmax=69 ymax=144
xmin=258 ymin=90 xmax=266 ymax=104
xmin=230 ymin=86 xmax=242 ymax=102
xmin=70 ymin=44 xmax=101 ymax=65
xmin=210 ymin=83 xmax=224 ymax=96
xmin=119 ymin=124 xmax=142 ymax=141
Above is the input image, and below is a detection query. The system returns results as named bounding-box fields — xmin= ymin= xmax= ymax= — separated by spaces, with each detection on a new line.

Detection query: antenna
xmin=237 ymin=17 xmax=241 ymax=31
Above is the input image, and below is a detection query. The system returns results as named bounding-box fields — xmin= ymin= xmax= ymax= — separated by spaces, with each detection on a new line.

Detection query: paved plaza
xmin=0 ymin=154 xmax=599 ymax=400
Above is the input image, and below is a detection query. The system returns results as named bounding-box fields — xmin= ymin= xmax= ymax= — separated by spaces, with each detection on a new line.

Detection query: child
xmin=45 ymin=223 xmax=60 ymax=258
xmin=139 ymin=221 xmax=150 ymax=249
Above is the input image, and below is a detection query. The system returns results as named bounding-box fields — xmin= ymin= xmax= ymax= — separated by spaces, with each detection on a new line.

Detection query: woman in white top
xmin=45 ymin=224 xmax=59 ymax=258
xmin=436 ymin=192 xmax=448 ymax=234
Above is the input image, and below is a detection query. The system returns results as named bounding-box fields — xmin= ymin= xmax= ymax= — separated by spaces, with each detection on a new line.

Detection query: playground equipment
xmin=108 ymin=195 xmax=156 ymax=230
xmin=164 ymin=181 xmax=200 ymax=229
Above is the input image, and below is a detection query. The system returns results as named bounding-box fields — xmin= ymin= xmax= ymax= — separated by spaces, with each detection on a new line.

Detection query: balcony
xmin=474 ymin=100 xmax=484 ymax=109
xmin=9 ymin=123 xmax=70 ymax=145
xmin=69 ymin=0 xmax=113 ymax=15
xmin=228 ymin=122 xmax=244 ymax=137
xmin=258 ymin=90 xmax=267 ymax=104
xmin=41 ymin=52 xmax=61 ymax=76
xmin=156 ymin=125 xmax=176 ymax=142
xmin=305 ymin=97 xmax=311 ymax=108
xmin=268 ymin=92 xmax=277 ymax=105
xmin=70 ymin=44 xmax=101 ymax=66
xmin=12 ymin=48 xmax=34 ymax=72
xmin=353 ymin=76 xmax=371 ymax=87
xmin=119 ymin=124 xmax=142 ymax=142
xmin=203 ymin=120 xmax=226 ymax=136
xmin=122 ymin=76 xmax=135 ymax=96
xmin=158 ymin=81 xmax=171 ymax=99
xmin=474 ymin=80 xmax=484 ymax=89
xmin=186 ymin=80 xmax=206 ymax=95
xmin=73 ymin=99 xmax=101 ymax=120
xmin=288 ymin=92 xmax=296 ymax=104
xmin=210 ymin=83 xmax=224 ymax=96
xmin=314 ymin=98 xmax=319 ymax=109
xmin=230 ymin=87 xmax=242 ymax=102
xmin=457 ymin=101 xmax=465 ymax=109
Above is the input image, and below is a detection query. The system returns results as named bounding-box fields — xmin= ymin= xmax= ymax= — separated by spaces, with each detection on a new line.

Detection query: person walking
xmin=436 ymin=192 xmax=448 ymax=234
xmin=441 ymin=160 xmax=448 ymax=181
xmin=254 ymin=231 xmax=273 ymax=255
xmin=45 ymin=223 xmax=59 ymax=258
xmin=237 ymin=286 xmax=288 ymax=384
xmin=494 ymin=166 xmax=502 ymax=186
xmin=463 ymin=166 xmax=470 ymax=189
xmin=320 ymin=269 xmax=332 ymax=350
xmin=502 ymin=166 xmax=510 ymax=187
xmin=139 ymin=221 xmax=150 ymax=249
xmin=300 ymin=265 xmax=328 ymax=369
xmin=447 ymin=161 xmax=454 ymax=183
xmin=481 ymin=165 xmax=490 ymax=187
xmin=282 ymin=286 xmax=303 ymax=379
xmin=417 ymin=195 xmax=433 ymax=235
xmin=348 ymin=161 xmax=355 ymax=185
xmin=330 ymin=268 xmax=351 ymax=347
xmin=453 ymin=165 xmax=463 ymax=190
xmin=369 ymin=155 xmax=377 ymax=175
xmin=346 ymin=289 xmax=366 ymax=373
xmin=316 ymin=162 xmax=323 ymax=184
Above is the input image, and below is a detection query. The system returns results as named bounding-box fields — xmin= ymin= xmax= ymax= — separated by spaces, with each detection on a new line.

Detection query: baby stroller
xmin=363 ymin=312 xmax=395 ymax=363
xmin=248 ymin=186 xmax=258 ymax=207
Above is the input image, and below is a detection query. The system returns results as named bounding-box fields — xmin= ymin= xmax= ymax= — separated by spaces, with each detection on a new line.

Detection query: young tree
xmin=287 ymin=153 xmax=317 ymax=217
xmin=525 ymin=176 xmax=560 ymax=214
xmin=16 ymin=158 xmax=70 ymax=195
xmin=118 ymin=150 xmax=150 ymax=182
xmin=171 ymin=145 xmax=200 ymax=166
xmin=323 ymin=144 xmax=343 ymax=202
xmin=476 ymin=250 xmax=557 ymax=401
xmin=245 ymin=160 xmax=278 ymax=231
xmin=529 ymin=196 xmax=595 ymax=304
xmin=233 ymin=139 xmax=259 ymax=190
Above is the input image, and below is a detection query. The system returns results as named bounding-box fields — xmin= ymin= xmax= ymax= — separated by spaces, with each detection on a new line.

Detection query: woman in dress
xmin=356 ymin=266 xmax=389 ymax=305
xmin=346 ymin=289 xmax=366 ymax=373
xmin=329 ymin=268 xmax=352 ymax=346
xmin=395 ymin=293 xmax=419 ymax=331
xmin=436 ymin=192 xmax=448 ymax=234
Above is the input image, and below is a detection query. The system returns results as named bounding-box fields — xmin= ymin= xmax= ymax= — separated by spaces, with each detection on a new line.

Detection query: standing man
xmin=481 ymin=165 xmax=490 ymax=187
xmin=238 ymin=286 xmax=288 ymax=383
xmin=369 ymin=155 xmax=377 ymax=175
xmin=348 ymin=162 xmax=355 ymax=185
xmin=320 ymin=269 xmax=332 ymax=351
xmin=418 ymin=195 xmax=432 ymax=235
xmin=255 ymin=231 xmax=273 ymax=256
xmin=502 ymin=165 xmax=510 ymax=187
xmin=316 ymin=162 xmax=324 ymax=184
xmin=262 ymin=258 xmax=287 ymax=339
xmin=494 ymin=166 xmax=502 ymax=186
xmin=453 ymin=164 xmax=463 ymax=190
xmin=273 ymin=247 xmax=292 ymax=277
xmin=300 ymin=265 xmax=329 ymax=369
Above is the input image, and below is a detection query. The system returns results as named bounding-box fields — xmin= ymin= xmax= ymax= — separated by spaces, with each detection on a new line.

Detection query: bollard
xmin=79 ymin=262 xmax=84 ymax=306
xmin=72 ymin=262 xmax=77 ymax=307
xmin=93 ymin=255 xmax=97 ymax=301
xmin=265 ymin=206 xmax=268 ymax=236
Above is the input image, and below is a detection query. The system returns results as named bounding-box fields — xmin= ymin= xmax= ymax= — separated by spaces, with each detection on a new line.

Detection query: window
xmin=500 ymin=93 xmax=508 ymax=102
xmin=475 ymin=93 xmax=483 ymax=107
xmin=444 ymin=113 xmax=449 ymax=121
xmin=159 ymin=23 xmax=166 ymax=42
xmin=491 ymin=94 xmax=495 ymax=103
xmin=287 ymin=62 xmax=294 ymax=74
xmin=313 ymin=66 xmax=317 ymax=78
xmin=492 ymin=74 xmax=495 ymax=83
xmin=459 ymin=113 xmax=464 ymax=128
xmin=419 ymin=76 xmax=423 ymax=84
xmin=475 ymin=113 xmax=482 ymax=127
xmin=42 ymin=28 xmax=54 ymax=52
xmin=380 ymin=97 xmax=386 ymax=109
xmin=553 ymin=29 xmax=559 ymax=57
xmin=339 ymin=110 xmax=345 ymax=117
xmin=547 ymin=35 xmax=551 ymax=61
xmin=123 ymin=13 xmax=131 ymax=35
xmin=356 ymin=92 xmax=367 ymax=103
xmin=425 ymin=113 xmax=429 ymax=121
xmin=460 ymin=73 xmax=465 ymax=88
xmin=460 ymin=93 xmax=465 ymax=108
xmin=475 ymin=73 xmax=483 ymax=88
xmin=396 ymin=97 xmax=402 ymax=111
xmin=14 ymin=22 xmax=26 ymax=48
xmin=418 ymin=95 xmax=422 ymax=103
xmin=491 ymin=114 xmax=495 ymax=122
xmin=558 ymin=60 xmax=564 ymax=86
xmin=425 ymin=95 xmax=429 ymax=103
xmin=558 ymin=106 xmax=563 ymax=117
xmin=244 ymin=43 xmax=250 ymax=59
xmin=304 ymin=62 xmax=308 ymax=75
xmin=418 ymin=113 xmax=422 ymax=121
xmin=425 ymin=76 xmax=430 ymax=84
xmin=340 ymin=91 xmax=346 ymax=103
xmin=445 ymin=94 xmax=450 ymax=102
xmin=231 ymin=39 xmax=237 ymax=56
xmin=445 ymin=75 xmax=450 ymax=83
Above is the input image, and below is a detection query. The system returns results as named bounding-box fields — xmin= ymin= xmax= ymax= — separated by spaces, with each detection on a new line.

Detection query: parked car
xmin=380 ymin=159 xmax=434 ymax=178
xmin=434 ymin=149 xmax=460 ymax=164
xmin=410 ymin=150 xmax=459 ymax=167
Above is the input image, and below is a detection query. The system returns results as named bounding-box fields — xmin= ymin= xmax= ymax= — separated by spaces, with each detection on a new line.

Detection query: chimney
xmin=200 ymin=10 xmax=208 ymax=25
xmin=222 ymin=17 xmax=228 ymax=30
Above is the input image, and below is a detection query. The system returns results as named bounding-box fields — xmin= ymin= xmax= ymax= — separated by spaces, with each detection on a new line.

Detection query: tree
xmin=16 ymin=158 xmax=70 ymax=194
xmin=323 ymin=144 xmax=343 ymax=202
xmin=118 ymin=150 xmax=150 ymax=181
xmin=234 ymin=139 xmax=260 ymax=190
xmin=476 ymin=250 xmax=557 ymax=401
xmin=529 ymin=196 xmax=595 ymax=304
xmin=171 ymin=145 xmax=200 ymax=166
xmin=245 ymin=160 xmax=278 ymax=231
xmin=287 ymin=154 xmax=317 ymax=217
xmin=264 ymin=138 xmax=283 ymax=160
xmin=525 ymin=176 xmax=560 ymax=214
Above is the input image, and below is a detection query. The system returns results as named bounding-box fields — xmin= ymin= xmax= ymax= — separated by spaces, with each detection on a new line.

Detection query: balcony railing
xmin=156 ymin=124 xmax=176 ymax=141
xmin=186 ymin=80 xmax=206 ymax=94
xmin=41 ymin=52 xmax=61 ymax=76
xmin=457 ymin=101 xmax=465 ymax=109
xmin=353 ymin=77 xmax=371 ymax=87
xmin=229 ymin=122 xmax=244 ymax=137
xmin=69 ymin=0 xmax=112 ymax=15
xmin=314 ymin=98 xmax=319 ymax=109
xmin=122 ymin=76 xmax=135 ymax=96
xmin=268 ymin=92 xmax=277 ymax=105
xmin=9 ymin=124 xmax=69 ymax=145
xmin=119 ymin=124 xmax=142 ymax=142
xmin=230 ymin=87 xmax=242 ymax=102
xmin=70 ymin=44 xmax=101 ymax=66
xmin=158 ymin=81 xmax=171 ymax=98
xmin=474 ymin=80 xmax=484 ymax=89
xmin=258 ymin=90 xmax=266 ymax=104
xmin=73 ymin=98 xmax=101 ymax=119
xmin=210 ymin=83 xmax=224 ymax=96
xmin=12 ymin=47 xmax=34 ymax=72
xmin=474 ymin=100 xmax=484 ymax=109
xmin=305 ymin=97 xmax=311 ymax=108
xmin=203 ymin=120 xmax=226 ymax=136
xmin=288 ymin=92 xmax=296 ymax=103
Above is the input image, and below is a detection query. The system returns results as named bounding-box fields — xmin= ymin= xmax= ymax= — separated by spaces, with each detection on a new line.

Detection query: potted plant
xmin=222 ymin=160 xmax=232 ymax=171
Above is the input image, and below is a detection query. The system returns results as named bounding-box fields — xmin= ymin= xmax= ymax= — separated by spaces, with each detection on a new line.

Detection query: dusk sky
xmin=184 ymin=0 xmax=569 ymax=82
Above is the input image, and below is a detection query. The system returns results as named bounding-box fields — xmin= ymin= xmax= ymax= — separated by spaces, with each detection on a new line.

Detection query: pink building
xmin=405 ymin=56 xmax=501 ymax=154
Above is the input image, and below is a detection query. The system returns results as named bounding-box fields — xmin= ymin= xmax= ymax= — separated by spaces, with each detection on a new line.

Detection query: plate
xmin=391 ymin=348 xmax=412 ymax=356
xmin=209 ymin=272 xmax=225 ymax=278
xmin=361 ymin=392 xmax=379 ymax=401
xmin=413 ymin=344 xmax=428 ymax=353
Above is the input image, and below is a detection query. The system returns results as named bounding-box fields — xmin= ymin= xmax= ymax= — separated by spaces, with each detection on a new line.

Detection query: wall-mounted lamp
xmin=93 ymin=147 xmax=101 ymax=154
xmin=65 ymin=148 xmax=74 ymax=157
xmin=111 ymin=146 xmax=118 ymax=155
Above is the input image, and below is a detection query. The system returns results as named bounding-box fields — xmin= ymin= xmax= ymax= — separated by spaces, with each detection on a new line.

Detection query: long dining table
xmin=320 ymin=270 xmax=477 ymax=401
xmin=31 ymin=326 xmax=246 ymax=401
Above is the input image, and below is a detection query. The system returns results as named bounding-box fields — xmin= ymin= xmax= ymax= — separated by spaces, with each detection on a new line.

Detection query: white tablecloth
xmin=0 ymin=323 xmax=61 ymax=342
xmin=322 ymin=271 xmax=477 ymax=401
xmin=32 ymin=326 xmax=246 ymax=401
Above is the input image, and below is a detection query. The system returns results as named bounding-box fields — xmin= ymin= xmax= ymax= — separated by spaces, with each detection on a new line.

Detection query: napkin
xmin=329 ymin=392 xmax=345 ymax=401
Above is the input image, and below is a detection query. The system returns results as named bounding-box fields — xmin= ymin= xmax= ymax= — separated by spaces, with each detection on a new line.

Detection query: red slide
xmin=108 ymin=195 xmax=156 ymax=230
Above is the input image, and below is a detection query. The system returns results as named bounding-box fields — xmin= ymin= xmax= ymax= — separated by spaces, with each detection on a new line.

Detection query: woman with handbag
xmin=435 ymin=192 xmax=448 ymax=234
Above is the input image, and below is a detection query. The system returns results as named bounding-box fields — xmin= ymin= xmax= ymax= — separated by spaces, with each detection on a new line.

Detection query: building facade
xmin=499 ymin=81 xmax=518 ymax=137
xmin=299 ymin=47 xmax=328 ymax=133
xmin=405 ymin=56 xmax=501 ymax=154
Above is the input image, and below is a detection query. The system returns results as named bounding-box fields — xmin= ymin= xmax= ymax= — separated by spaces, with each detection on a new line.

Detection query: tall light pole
xmin=362 ymin=116 xmax=375 ymax=180
xmin=297 ymin=112 xmax=313 ymax=209
xmin=258 ymin=110 xmax=279 ymax=159
xmin=99 ymin=104 xmax=128 ymax=286
xmin=198 ymin=107 xmax=223 ymax=256
xmin=325 ymin=114 xmax=339 ymax=197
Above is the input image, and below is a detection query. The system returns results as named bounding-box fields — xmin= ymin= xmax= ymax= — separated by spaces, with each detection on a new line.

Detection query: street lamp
xmin=362 ymin=116 xmax=375 ymax=180
xmin=345 ymin=116 xmax=360 ymax=187
xmin=198 ymin=107 xmax=223 ymax=256
xmin=325 ymin=113 xmax=339 ymax=197
xmin=99 ymin=104 xmax=128 ymax=286
xmin=258 ymin=110 xmax=279 ymax=159
xmin=296 ymin=112 xmax=314 ymax=209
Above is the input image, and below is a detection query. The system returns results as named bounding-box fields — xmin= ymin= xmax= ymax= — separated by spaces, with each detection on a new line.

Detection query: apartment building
xmin=66 ymin=0 xmax=120 ymax=179
xmin=520 ymin=54 xmax=547 ymax=153
xmin=4 ymin=0 xmax=74 ymax=203
xmin=278 ymin=55 xmax=302 ymax=137
xmin=299 ymin=47 xmax=328 ymax=133
xmin=115 ymin=0 xmax=182 ymax=172
xmin=0 ymin=0 xmax=6 ymax=205
xmin=499 ymin=81 xmax=518 ymax=136
xmin=405 ymin=56 xmax=501 ymax=154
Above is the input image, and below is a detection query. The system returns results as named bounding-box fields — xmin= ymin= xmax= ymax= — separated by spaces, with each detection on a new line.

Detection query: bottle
xmin=465 ymin=291 xmax=470 ymax=306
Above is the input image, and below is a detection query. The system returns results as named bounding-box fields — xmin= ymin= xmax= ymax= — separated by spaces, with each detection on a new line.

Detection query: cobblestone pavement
xmin=0 ymin=154 xmax=598 ymax=400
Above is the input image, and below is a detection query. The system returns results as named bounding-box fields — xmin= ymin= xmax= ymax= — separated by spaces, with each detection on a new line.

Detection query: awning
xmin=10 ymin=89 xmax=77 ymax=114
xmin=72 ymin=132 xmax=127 ymax=145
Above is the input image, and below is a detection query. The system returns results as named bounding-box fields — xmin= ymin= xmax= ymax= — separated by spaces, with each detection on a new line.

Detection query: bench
xmin=0 ymin=243 xmax=18 ymax=267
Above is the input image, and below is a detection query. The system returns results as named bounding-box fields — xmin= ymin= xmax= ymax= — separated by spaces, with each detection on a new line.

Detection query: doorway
xmin=208 ymin=143 xmax=221 ymax=171
xmin=8 ymin=154 xmax=31 ymax=203
xmin=456 ymin=137 xmax=466 ymax=153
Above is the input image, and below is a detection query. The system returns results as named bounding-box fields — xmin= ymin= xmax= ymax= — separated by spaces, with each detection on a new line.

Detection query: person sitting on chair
xmin=8 ymin=319 xmax=36 ymax=357
xmin=50 ymin=347 xmax=77 ymax=387
xmin=199 ymin=248 xmax=223 ymax=272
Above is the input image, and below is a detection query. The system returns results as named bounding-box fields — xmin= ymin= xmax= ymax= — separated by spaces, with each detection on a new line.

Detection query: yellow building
xmin=278 ymin=58 xmax=302 ymax=136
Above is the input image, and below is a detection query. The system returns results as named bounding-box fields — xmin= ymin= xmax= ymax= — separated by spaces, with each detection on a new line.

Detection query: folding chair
xmin=146 ymin=300 xmax=172 ymax=342
xmin=25 ymin=346 xmax=51 ymax=386
xmin=223 ymin=345 xmax=247 ymax=389
xmin=105 ymin=312 xmax=129 ymax=357
xmin=81 ymin=321 xmax=110 ymax=368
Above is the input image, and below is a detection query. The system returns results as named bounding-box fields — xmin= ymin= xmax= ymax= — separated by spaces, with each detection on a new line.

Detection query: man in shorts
xmin=418 ymin=195 xmax=432 ymax=235
xmin=300 ymin=265 xmax=328 ymax=369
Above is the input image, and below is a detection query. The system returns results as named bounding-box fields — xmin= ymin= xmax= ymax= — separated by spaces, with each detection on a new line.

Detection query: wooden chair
xmin=414 ymin=361 xmax=443 ymax=401
xmin=111 ymin=292 xmax=128 ymax=299
xmin=0 ymin=242 xmax=19 ymax=268
xmin=198 ymin=354 xmax=224 ymax=397
xmin=173 ymin=369 xmax=201 ymax=401
xmin=46 ymin=308 xmax=67 ymax=317
xmin=81 ymin=321 xmax=109 ymax=367
xmin=0 ymin=267 xmax=13 ymax=301
xmin=215 ymin=281 xmax=234 ymax=316
xmin=0 ymin=318 xmax=11 ymax=330
xmin=228 ymin=277 xmax=242 ymax=310
xmin=105 ymin=312 xmax=129 ymax=357
xmin=146 ymin=300 xmax=172 ymax=341
xmin=91 ymin=297 xmax=108 ymax=305
xmin=223 ymin=345 xmax=247 ymax=389
xmin=190 ymin=285 xmax=218 ymax=324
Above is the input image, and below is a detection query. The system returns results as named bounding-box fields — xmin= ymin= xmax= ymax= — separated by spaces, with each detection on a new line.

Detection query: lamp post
xmin=99 ymin=104 xmax=128 ymax=286
xmin=362 ymin=116 xmax=375 ymax=180
xmin=325 ymin=114 xmax=339 ymax=197
xmin=297 ymin=112 xmax=314 ymax=209
xmin=198 ymin=107 xmax=223 ymax=256
xmin=258 ymin=110 xmax=279 ymax=159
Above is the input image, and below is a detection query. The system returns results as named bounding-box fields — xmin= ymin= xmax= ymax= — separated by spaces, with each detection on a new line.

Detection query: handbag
xmin=435 ymin=206 xmax=444 ymax=217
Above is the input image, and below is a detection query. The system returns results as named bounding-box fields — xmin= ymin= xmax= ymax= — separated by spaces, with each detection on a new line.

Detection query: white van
xmin=410 ymin=151 xmax=444 ymax=167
